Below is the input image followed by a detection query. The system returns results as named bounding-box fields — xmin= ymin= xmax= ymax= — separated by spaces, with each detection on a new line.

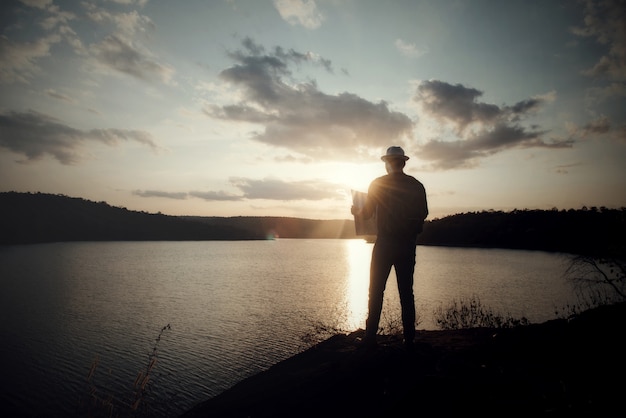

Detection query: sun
xmin=332 ymin=162 xmax=382 ymax=196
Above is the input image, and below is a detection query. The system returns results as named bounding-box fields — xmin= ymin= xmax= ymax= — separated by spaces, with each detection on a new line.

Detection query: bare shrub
xmin=433 ymin=295 xmax=529 ymax=330
xmin=81 ymin=324 xmax=171 ymax=417
xmin=565 ymin=254 xmax=625 ymax=302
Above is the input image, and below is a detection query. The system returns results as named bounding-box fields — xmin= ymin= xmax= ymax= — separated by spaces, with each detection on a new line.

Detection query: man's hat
xmin=381 ymin=146 xmax=409 ymax=161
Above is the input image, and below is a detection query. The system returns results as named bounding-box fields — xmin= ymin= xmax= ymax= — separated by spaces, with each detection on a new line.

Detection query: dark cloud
xmin=88 ymin=128 xmax=157 ymax=149
xmin=581 ymin=115 xmax=611 ymax=135
xmin=414 ymin=80 xmax=565 ymax=169
xmin=0 ymin=110 xmax=158 ymax=164
xmin=188 ymin=190 xmax=243 ymax=201
xmin=133 ymin=190 xmax=188 ymax=200
xmin=415 ymin=80 xmax=501 ymax=133
xmin=554 ymin=161 xmax=583 ymax=175
xmin=570 ymin=115 xmax=620 ymax=142
xmin=415 ymin=80 xmax=550 ymax=132
xmin=507 ymin=98 xmax=544 ymax=118
xmin=131 ymin=190 xmax=245 ymax=201
xmin=206 ymin=37 xmax=414 ymax=161
xmin=572 ymin=0 xmax=626 ymax=82
xmin=571 ymin=0 xmax=626 ymax=136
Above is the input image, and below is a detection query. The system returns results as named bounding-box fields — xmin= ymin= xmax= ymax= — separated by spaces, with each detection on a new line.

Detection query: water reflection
xmin=0 ymin=241 xmax=578 ymax=417
xmin=343 ymin=240 xmax=371 ymax=330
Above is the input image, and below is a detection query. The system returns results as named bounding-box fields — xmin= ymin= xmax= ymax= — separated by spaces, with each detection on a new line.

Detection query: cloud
xmin=83 ymin=5 xmax=155 ymax=37
xmin=569 ymin=1 xmax=625 ymax=145
xmin=90 ymin=34 xmax=174 ymax=84
xmin=415 ymin=80 xmax=501 ymax=133
xmin=581 ymin=115 xmax=611 ymax=136
xmin=0 ymin=2 xmax=80 ymax=85
xmin=229 ymin=177 xmax=342 ymax=200
xmin=188 ymin=190 xmax=244 ymax=201
xmin=273 ymin=0 xmax=324 ymax=29
xmin=135 ymin=177 xmax=346 ymax=202
xmin=80 ymin=3 xmax=172 ymax=84
xmin=0 ymin=33 xmax=61 ymax=84
xmin=45 ymin=89 xmax=76 ymax=103
xmin=571 ymin=0 xmax=626 ymax=82
xmin=616 ymin=124 xmax=626 ymax=143
xmin=414 ymin=80 xmax=569 ymax=169
xmin=133 ymin=190 xmax=188 ymax=200
xmin=206 ymin=38 xmax=414 ymax=161
xmin=553 ymin=161 xmax=583 ymax=175
xmin=108 ymin=0 xmax=149 ymax=9
xmin=394 ymin=39 xmax=428 ymax=58
xmin=0 ymin=110 xmax=158 ymax=164
xmin=2 ymin=1 xmax=171 ymax=85
xmin=567 ymin=114 xmax=623 ymax=142
xmin=273 ymin=153 xmax=313 ymax=163
xmin=20 ymin=0 xmax=53 ymax=9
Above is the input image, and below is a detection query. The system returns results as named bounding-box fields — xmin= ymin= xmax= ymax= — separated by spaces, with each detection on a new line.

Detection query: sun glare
xmin=342 ymin=239 xmax=371 ymax=330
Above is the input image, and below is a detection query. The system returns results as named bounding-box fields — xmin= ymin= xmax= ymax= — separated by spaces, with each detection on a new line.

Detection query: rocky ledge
xmin=181 ymin=302 xmax=625 ymax=417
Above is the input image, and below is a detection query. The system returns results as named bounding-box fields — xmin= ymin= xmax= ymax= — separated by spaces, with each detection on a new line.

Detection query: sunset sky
xmin=1 ymin=0 xmax=625 ymax=220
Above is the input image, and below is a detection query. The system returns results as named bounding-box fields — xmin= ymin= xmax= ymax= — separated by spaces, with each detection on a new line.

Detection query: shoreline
xmin=181 ymin=302 xmax=625 ymax=417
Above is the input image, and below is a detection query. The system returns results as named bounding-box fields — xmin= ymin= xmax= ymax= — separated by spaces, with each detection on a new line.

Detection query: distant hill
xmin=1 ymin=192 xmax=624 ymax=257
xmin=182 ymin=216 xmax=355 ymax=240
xmin=0 ymin=192 xmax=357 ymax=244
xmin=417 ymin=207 xmax=625 ymax=257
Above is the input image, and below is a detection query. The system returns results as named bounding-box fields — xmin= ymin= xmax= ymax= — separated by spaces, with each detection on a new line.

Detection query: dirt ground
xmin=181 ymin=302 xmax=625 ymax=417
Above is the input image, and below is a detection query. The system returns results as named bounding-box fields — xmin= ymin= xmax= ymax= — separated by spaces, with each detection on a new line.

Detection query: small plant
xmin=300 ymin=305 xmax=423 ymax=347
xmin=378 ymin=305 xmax=422 ymax=336
xmin=300 ymin=321 xmax=349 ymax=348
xmin=81 ymin=324 xmax=171 ymax=417
xmin=130 ymin=324 xmax=171 ymax=415
xmin=433 ymin=295 xmax=529 ymax=330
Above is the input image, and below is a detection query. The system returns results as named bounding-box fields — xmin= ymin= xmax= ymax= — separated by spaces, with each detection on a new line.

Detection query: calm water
xmin=0 ymin=240 xmax=577 ymax=417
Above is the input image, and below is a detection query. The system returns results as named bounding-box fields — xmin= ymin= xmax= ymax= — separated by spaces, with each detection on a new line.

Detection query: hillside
xmin=0 ymin=192 xmax=357 ymax=244
xmin=183 ymin=215 xmax=356 ymax=240
xmin=418 ymin=207 xmax=625 ymax=256
xmin=1 ymin=192 xmax=624 ymax=257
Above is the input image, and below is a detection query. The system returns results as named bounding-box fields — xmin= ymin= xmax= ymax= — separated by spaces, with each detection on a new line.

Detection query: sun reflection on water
xmin=342 ymin=239 xmax=372 ymax=331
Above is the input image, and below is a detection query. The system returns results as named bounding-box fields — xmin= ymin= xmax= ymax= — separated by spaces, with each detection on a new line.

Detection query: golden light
xmin=341 ymin=239 xmax=371 ymax=330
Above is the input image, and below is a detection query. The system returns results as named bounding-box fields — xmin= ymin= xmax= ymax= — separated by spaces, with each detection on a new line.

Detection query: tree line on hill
xmin=417 ymin=207 xmax=625 ymax=257
xmin=1 ymin=192 xmax=624 ymax=257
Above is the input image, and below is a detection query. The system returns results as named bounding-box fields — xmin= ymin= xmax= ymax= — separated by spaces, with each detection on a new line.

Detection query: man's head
xmin=381 ymin=146 xmax=409 ymax=162
xmin=381 ymin=146 xmax=408 ymax=173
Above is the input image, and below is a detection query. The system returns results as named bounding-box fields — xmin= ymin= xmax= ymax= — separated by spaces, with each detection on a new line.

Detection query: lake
xmin=0 ymin=240 xmax=579 ymax=417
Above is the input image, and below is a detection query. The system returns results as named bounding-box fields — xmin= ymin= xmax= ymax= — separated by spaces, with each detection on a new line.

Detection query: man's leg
xmin=395 ymin=244 xmax=417 ymax=344
xmin=365 ymin=242 xmax=393 ymax=340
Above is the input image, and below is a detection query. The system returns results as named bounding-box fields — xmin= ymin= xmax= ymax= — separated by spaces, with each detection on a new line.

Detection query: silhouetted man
xmin=351 ymin=146 xmax=428 ymax=349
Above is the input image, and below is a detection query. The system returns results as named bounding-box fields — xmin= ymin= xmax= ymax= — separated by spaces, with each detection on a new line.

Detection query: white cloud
xmin=0 ymin=34 xmax=61 ymax=84
xmin=394 ymin=38 xmax=428 ymax=58
xmin=273 ymin=0 xmax=324 ymax=29
xmin=89 ymin=35 xmax=174 ymax=84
